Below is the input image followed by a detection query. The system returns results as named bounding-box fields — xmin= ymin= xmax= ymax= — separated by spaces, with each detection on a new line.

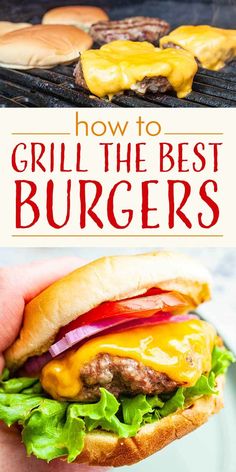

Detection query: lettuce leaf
xmin=159 ymin=387 xmax=185 ymax=417
xmin=0 ymin=346 xmax=234 ymax=463
xmin=23 ymin=400 xmax=85 ymax=462
xmin=0 ymin=393 xmax=43 ymax=426
xmin=184 ymin=372 xmax=217 ymax=400
xmin=211 ymin=345 xmax=235 ymax=376
xmin=0 ymin=369 xmax=39 ymax=394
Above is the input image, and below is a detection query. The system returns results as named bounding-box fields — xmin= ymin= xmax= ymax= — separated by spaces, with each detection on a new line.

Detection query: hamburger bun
xmin=69 ymin=374 xmax=224 ymax=466
xmin=0 ymin=24 xmax=93 ymax=70
xmin=5 ymin=251 xmax=211 ymax=370
xmin=42 ymin=6 xmax=109 ymax=32
xmin=0 ymin=21 xmax=31 ymax=36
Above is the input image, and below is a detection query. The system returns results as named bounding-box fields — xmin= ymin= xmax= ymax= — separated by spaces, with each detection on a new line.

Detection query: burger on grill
xmin=160 ymin=25 xmax=236 ymax=70
xmin=74 ymin=39 xmax=198 ymax=99
xmin=89 ymin=16 xmax=170 ymax=45
xmin=1 ymin=252 xmax=234 ymax=465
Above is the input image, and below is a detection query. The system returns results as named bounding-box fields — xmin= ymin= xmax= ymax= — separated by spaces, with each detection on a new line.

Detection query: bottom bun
xmin=66 ymin=375 xmax=224 ymax=467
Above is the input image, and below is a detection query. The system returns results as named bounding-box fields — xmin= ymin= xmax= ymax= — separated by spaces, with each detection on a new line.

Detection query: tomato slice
xmin=57 ymin=290 xmax=188 ymax=341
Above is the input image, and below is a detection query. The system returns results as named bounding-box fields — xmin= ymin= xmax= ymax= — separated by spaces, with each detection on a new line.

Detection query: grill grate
xmin=0 ymin=62 xmax=235 ymax=108
xmin=0 ymin=0 xmax=236 ymax=107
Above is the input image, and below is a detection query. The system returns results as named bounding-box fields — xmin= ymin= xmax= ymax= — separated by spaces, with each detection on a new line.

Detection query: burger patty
xmin=161 ymin=41 xmax=183 ymax=50
xmin=131 ymin=76 xmax=173 ymax=95
xmin=76 ymin=353 xmax=180 ymax=402
xmin=74 ymin=60 xmax=173 ymax=96
xmin=89 ymin=16 xmax=170 ymax=45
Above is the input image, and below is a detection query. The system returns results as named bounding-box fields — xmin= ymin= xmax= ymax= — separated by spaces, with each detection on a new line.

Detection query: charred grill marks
xmin=90 ymin=16 xmax=170 ymax=45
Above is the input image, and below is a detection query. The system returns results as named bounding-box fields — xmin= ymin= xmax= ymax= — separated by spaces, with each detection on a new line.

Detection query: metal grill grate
xmin=0 ymin=62 xmax=236 ymax=108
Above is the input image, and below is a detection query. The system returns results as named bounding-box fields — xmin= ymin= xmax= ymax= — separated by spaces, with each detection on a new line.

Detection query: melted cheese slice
xmin=160 ymin=25 xmax=236 ymax=71
xmin=80 ymin=40 xmax=197 ymax=98
xmin=41 ymin=320 xmax=216 ymax=400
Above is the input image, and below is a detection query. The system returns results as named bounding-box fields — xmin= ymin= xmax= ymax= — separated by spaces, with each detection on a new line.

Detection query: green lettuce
xmin=0 ymin=346 xmax=234 ymax=463
xmin=211 ymin=345 xmax=235 ymax=376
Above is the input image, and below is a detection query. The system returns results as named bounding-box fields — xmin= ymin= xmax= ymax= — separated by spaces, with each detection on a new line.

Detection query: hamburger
xmin=0 ymin=252 xmax=234 ymax=466
xmin=160 ymin=25 xmax=236 ymax=71
xmin=0 ymin=24 xmax=92 ymax=70
xmin=89 ymin=16 xmax=170 ymax=45
xmin=74 ymin=40 xmax=198 ymax=99
xmin=42 ymin=6 xmax=109 ymax=32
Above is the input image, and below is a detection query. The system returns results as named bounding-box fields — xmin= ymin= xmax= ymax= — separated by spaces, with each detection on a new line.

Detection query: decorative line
xmin=164 ymin=132 xmax=224 ymax=135
xmin=11 ymin=234 xmax=224 ymax=238
xmin=11 ymin=132 xmax=71 ymax=136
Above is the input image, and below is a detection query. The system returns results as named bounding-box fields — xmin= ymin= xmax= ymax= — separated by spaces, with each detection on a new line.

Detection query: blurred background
xmin=0 ymin=247 xmax=235 ymax=471
xmin=1 ymin=0 xmax=236 ymax=29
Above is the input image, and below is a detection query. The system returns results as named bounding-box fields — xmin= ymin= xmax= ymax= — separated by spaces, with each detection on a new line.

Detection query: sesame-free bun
xmin=0 ymin=24 xmax=93 ymax=70
xmin=42 ymin=6 xmax=109 ymax=31
xmin=72 ymin=374 xmax=224 ymax=466
xmin=5 ymin=251 xmax=211 ymax=370
xmin=0 ymin=21 xmax=31 ymax=36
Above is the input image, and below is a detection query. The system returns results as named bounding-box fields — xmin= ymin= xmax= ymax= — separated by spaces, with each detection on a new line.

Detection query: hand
xmin=0 ymin=257 xmax=109 ymax=472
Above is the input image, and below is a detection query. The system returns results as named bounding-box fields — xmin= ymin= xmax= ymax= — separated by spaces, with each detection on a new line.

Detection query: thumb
xmin=0 ymin=257 xmax=86 ymax=354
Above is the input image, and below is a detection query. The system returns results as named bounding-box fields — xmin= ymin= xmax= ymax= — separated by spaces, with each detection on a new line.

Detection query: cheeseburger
xmin=160 ymin=25 xmax=236 ymax=71
xmin=0 ymin=252 xmax=234 ymax=465
xmin=74 ymin=40 xmax=198 ymax=99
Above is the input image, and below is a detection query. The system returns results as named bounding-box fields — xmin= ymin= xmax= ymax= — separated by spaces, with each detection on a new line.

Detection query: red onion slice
xmin=22 ymin=351 xmax=51 ymax=376
xmin=49 ymin=312 xmax=198 ymax=358
xmin=49 ymin=313 xmax=139 ymax=357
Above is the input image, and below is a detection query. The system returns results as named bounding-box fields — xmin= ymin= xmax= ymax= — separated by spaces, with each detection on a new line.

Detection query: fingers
xmin=0 ymin=257 xmax=86 ymax=353
xmin=0 ymin=278 xmax=25 ymax=354
xmin=48 ymin=460 xmax=110 ymax=472
xmin=4 ymin=257 xmax=86 ymax=302
xmin=0 ymin=423 xmax=110 ymax=472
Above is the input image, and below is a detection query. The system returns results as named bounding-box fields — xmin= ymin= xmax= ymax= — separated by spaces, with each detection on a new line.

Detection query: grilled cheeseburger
xmin=75 ymin=40 xmax=198 ymax=99
xmin=160 ymin=25 xmax=236 ymax=71
xmin=1 ymin=252 xmax=234 ymax=465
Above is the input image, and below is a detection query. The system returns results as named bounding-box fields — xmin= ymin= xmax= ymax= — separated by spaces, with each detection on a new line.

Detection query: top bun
xmin=5 ymin=252 xmax=211 ymax=370
xmin=42 ymin=6 xmax=109 ymax=31
xmin=0 ymin=24 xmax=93 ymax=70
xmin=0 ymin=21 xmax=31 ymax=36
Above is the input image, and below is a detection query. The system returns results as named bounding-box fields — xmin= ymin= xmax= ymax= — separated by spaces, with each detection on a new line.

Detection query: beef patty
xmin=74 ymin=60 xmax=173 ymax=97
xmin=74 ymin=353 xmax=180 ymax=402
xmin=89 ymin=16 xmax=170 ymax=46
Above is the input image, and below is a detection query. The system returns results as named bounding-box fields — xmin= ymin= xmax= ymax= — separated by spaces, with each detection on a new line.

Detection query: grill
xmin=0 ymin=0 xmax=236 ymax=108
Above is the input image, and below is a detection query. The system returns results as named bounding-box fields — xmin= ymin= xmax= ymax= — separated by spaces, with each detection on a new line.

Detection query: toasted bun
xmin=0 ymin=21 xmax=31 ymax=36
xmin=0 ymin=24 xmax=92 ymax=70
xmin=42 ymin=6 xmax=109 ymax=31
xmin=5 ymin=251 xmax=211 ymax=370
xmin=70 ymin=375 xmax=224 ymax=466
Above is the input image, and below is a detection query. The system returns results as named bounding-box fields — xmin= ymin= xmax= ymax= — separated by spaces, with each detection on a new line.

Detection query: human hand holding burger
xmin=0 ymin=256 xmax=107 ymax=472
xmin=0 ymin=252 xmax=234 ymax=468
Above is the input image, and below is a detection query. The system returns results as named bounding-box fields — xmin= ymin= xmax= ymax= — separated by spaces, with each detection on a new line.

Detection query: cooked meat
xmin=74 ymin=60 xmax=88 ymax=90
xmin=161 ymin=41 xmax=183 ymax=50
xmin=131 ymin=76 xmax=173 ymax=95
xmin=74 ymin=59 xmax=172 ymax=96
xmin=89 ymin=16 xmax=170 ymax=46
xmin=75 ymin=353 xmax=180 ymax=402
